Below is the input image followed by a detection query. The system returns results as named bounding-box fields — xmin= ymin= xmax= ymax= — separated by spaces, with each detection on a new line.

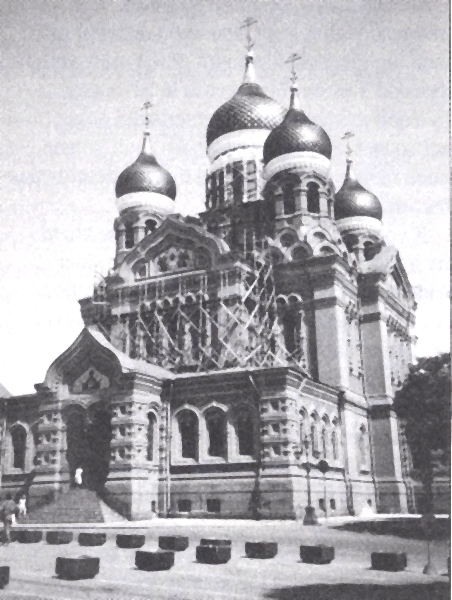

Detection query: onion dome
xmin=334 ymin=160 xmax=382 ymax=220
xmin=263 ymin=83 xmax=332 ymax=164
xmin=206 ymin=53 xmax=286 ymax=148
xmin=115 ymin=132 xmax=176 ymax=200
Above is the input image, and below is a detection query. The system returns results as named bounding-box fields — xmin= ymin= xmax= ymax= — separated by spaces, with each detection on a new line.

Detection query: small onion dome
xmin=206 ymin=53 xmax=286 ymax=148
xmin=263 ymin=84 xmax=332 ymax=164
xmin=334 ymin=160 xmax=382 ymax=220
xmin=115 ymin=133 xmax=176 ymax=200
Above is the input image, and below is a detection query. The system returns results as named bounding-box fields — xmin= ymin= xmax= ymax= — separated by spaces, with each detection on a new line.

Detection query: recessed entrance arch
xmin=65 ymin=403 xmax=112 ymax=492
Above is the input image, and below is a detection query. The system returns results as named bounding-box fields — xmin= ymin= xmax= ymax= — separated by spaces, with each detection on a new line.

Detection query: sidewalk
xmin=12 ymin=513 xmax=449 ymax=530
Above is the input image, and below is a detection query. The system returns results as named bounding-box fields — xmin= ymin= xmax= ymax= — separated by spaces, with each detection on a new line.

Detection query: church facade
xmin=0 ymin=49 xmax=417 ymax=520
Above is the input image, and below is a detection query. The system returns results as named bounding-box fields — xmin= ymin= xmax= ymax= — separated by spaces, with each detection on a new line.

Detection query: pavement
xmin=0 ymin=517 xmax=449 ymax=600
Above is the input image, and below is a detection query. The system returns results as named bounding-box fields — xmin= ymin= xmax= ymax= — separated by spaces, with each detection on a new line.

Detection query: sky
xmin=0 ymin=0 xmax=449 ymax=395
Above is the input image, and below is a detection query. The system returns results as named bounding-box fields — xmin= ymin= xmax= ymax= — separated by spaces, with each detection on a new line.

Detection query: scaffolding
xmin=92 ymin=246 xmax=296 ymax=374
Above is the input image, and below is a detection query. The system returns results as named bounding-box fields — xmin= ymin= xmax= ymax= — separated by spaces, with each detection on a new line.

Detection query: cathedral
xmin=0 ymin=42 xmax=416 ymax=521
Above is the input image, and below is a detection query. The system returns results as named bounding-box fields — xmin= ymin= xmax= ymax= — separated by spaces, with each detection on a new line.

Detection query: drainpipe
xmin=165 ymin=381 xmax=174 ymax=517
xmin=0 ymin=399 xmax=7 ymax=489
xmin=338 ymin=390 xmax=354 ymax=515
xmin=248 ymin=373 xmax=262 ymax=521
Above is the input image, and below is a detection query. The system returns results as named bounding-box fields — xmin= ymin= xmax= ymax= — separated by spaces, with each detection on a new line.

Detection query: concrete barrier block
xmin=196 ymin=545 xmax=231 ymax=564
xmin=78 ymin=533 xmax=107 ymax=547
xmin=135 ymin=550 xmax=175 ymax=571
xmin=17 ymin=530 xmax=43 ymax=544
xmin=300 ymin=544 xmax=335 ymax=564
xmin=116 ymin=534 xmax=145 ymax=549
xmin=371 ymin=552 xmax=407 ymax=572
xmin=0 ymin=566 xmax=10 ymax=589
xmin=159 ymin=536 xmax=189 ymax=552
xmin=245 ymin=542 xmax=278 ymax=559
xmin=46 ymin=531 xmax=73 ymax=545
xmin=55 ymin=556 xmax=100 ymax=580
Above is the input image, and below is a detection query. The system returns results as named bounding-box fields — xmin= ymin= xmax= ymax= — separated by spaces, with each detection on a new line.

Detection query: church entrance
xmin=65 ymin=404 xmax=112 ymax=492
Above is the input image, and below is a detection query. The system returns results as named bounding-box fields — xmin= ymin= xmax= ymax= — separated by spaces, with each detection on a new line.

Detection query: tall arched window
xmin=310 ymin=413 xmax=320 ymax=457
xmin=125 ymin=226 xmax=134 ymax=249
xmin=321 ymin=427 xmax=328 ymax=459
xmin=282 ymin=182 xmax=296 ymax=215
xmin=237 ymin=407 xmax=254 ymax=456
xmin=145 ymin=219 xmax=157 ymax=235
xmin=321 ymin=416 xmax=330 ymax=459
xmin=178 ymin=410 xmax=199 ymax=460
xmin=331 ymin=422 xmax=339 ymax=461
xmin=11 ymin=425 xmax=27 ymax=470
xmin=231 ymin=163 xmax=244 ymax=204
xmin=147 ymin=412 xmax=156 ymax=461
xmin=218 ymin=171 xmax=225 ymax=206
xmin=307 ymin=182 xmax=320 ymax=214
xmin=299 ymin=409 xmax=307 ymax=453
xmin=205 ymin=408 xmax=227 ymax=458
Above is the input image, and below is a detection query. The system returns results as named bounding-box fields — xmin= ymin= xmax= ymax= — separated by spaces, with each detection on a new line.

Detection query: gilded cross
xmin=141 ymin=101 xmax=153 ymax=132
xmin=342 ymin=131 xmax=355 ymax=159
xmin=285 ymin=52 xmax=302 ymax=84
xmin=240 ymin=17 xmax=258 ymax=52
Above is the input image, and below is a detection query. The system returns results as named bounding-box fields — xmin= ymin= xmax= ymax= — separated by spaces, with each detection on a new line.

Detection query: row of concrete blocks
xmin=0 ymin=534 xmax=413 ymax=587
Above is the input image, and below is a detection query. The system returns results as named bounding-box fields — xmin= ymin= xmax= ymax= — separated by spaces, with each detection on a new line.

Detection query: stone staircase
xmin=25 ymin=488 xmax=126 ymax=524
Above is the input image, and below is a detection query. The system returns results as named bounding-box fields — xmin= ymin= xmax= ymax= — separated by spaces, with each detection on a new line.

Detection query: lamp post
xmin=295 ymin=435 xmax=318 ymax=525
xmin=317 ymin=459 xmax=330 ymax=520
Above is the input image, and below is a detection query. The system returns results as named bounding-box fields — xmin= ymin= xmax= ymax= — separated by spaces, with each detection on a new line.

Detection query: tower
xmin=113 ymin=102 xmax=177 ymax=267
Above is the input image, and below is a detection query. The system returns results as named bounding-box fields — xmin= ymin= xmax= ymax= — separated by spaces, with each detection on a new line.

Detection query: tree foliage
xmin=393 ymin=353 xmax=450 ymax=476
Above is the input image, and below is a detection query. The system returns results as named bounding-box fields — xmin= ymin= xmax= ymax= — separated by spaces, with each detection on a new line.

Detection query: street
xmin=0 ymin=520 xmax=449 ymax=599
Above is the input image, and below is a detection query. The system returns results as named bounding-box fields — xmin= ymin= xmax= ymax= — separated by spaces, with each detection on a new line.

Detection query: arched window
xmin=178 ymin=410 xmax=199 ymax=460
xmin=205 ymin=408 xmax=227 ymax=458
xmin=147 ymin=412 xmax=156 ymax=461
xmin=231 ymin=163 xmax=244 ymax=204
xmin=237 ymin=407 xmax=254 ymax=456
xmin=218 ymin=170 xmax=225 ymax=206
xmin=307 ymin=182 xmax=320 ymax=214
xmin=331 ymin=428 xmax=339 ymax=460
xmin=321 ymin=427 xmax=328 ymax=459
xmin=310 ymin=413 xmax=320 ymax=457
xmin=363 ymin=241 xmax=375 ymax=261
xmin=145 ymin=219 xmax=157 ymax=235
xmin=282 ymin=182 xmax=296 ymax=215
xmin=125 ymin=226 xmax=134 ymax=249
xmin=11 ymin=425 xmax=27 ymax=470
xmin=299 ymin=409 xmax=307 ymax=453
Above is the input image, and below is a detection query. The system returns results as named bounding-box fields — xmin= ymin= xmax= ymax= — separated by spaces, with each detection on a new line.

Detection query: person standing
xmin=0 ymin=494 xmax=18 ymax=545
xmin=17 ymin=495 xmax=27 ymax=519
xmin=74 ymin=466 xmax=83 ymax=487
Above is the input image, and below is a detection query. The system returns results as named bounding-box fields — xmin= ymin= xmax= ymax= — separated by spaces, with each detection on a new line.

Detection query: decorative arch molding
xmin=5 ymin=421 xmax=36 ymax=473
xmin=201 ymin=401 xmax=229 ymax=415
xmin=117 ymin=216 xmax=231 ymax=283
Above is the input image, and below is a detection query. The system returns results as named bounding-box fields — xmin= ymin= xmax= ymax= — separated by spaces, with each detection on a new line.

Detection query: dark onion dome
xmin=206 ymin=53 xmax=286 ymax=147
xmin=263 ymin=84 xmax=332 ymax=164
xmin=334 ymin=160 xmax=382 ymax=220
xmin=115 ymin=133 xmax=176 ymax=200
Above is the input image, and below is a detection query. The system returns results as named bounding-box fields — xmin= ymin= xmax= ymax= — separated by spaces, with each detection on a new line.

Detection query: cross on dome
xmin=240 ymin=17 xmax=258 ymax=54
xmin=285 ymin=52 xmax=302 ymax=85
xmin=342 ymin=131 xmax=355 ymax=160
xmin=141 ymin=101 xmax=153 ymax=134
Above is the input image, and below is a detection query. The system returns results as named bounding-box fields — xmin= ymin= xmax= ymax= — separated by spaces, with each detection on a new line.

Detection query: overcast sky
xmin=0 ymin=0 xmax=449 ymax=395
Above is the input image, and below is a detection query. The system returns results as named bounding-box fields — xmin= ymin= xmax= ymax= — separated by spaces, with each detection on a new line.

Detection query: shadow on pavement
xmin=264 ymin=582 xmax=450 ymax=600
xmin=331 ymin=519 xmax=451 ymax=540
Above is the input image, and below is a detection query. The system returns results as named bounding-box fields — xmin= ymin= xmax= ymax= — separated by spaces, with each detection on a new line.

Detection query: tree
xmin=393 ymin=353 xmax=450 ymax=513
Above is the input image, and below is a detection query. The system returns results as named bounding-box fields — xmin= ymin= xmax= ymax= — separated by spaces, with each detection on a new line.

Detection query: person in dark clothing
xmin=0 ymin=493 xmax=18 ymax=544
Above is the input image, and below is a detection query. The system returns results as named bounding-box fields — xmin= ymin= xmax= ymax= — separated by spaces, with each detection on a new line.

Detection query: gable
xmin=117 ymin=216 xmax=230 ymax=284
